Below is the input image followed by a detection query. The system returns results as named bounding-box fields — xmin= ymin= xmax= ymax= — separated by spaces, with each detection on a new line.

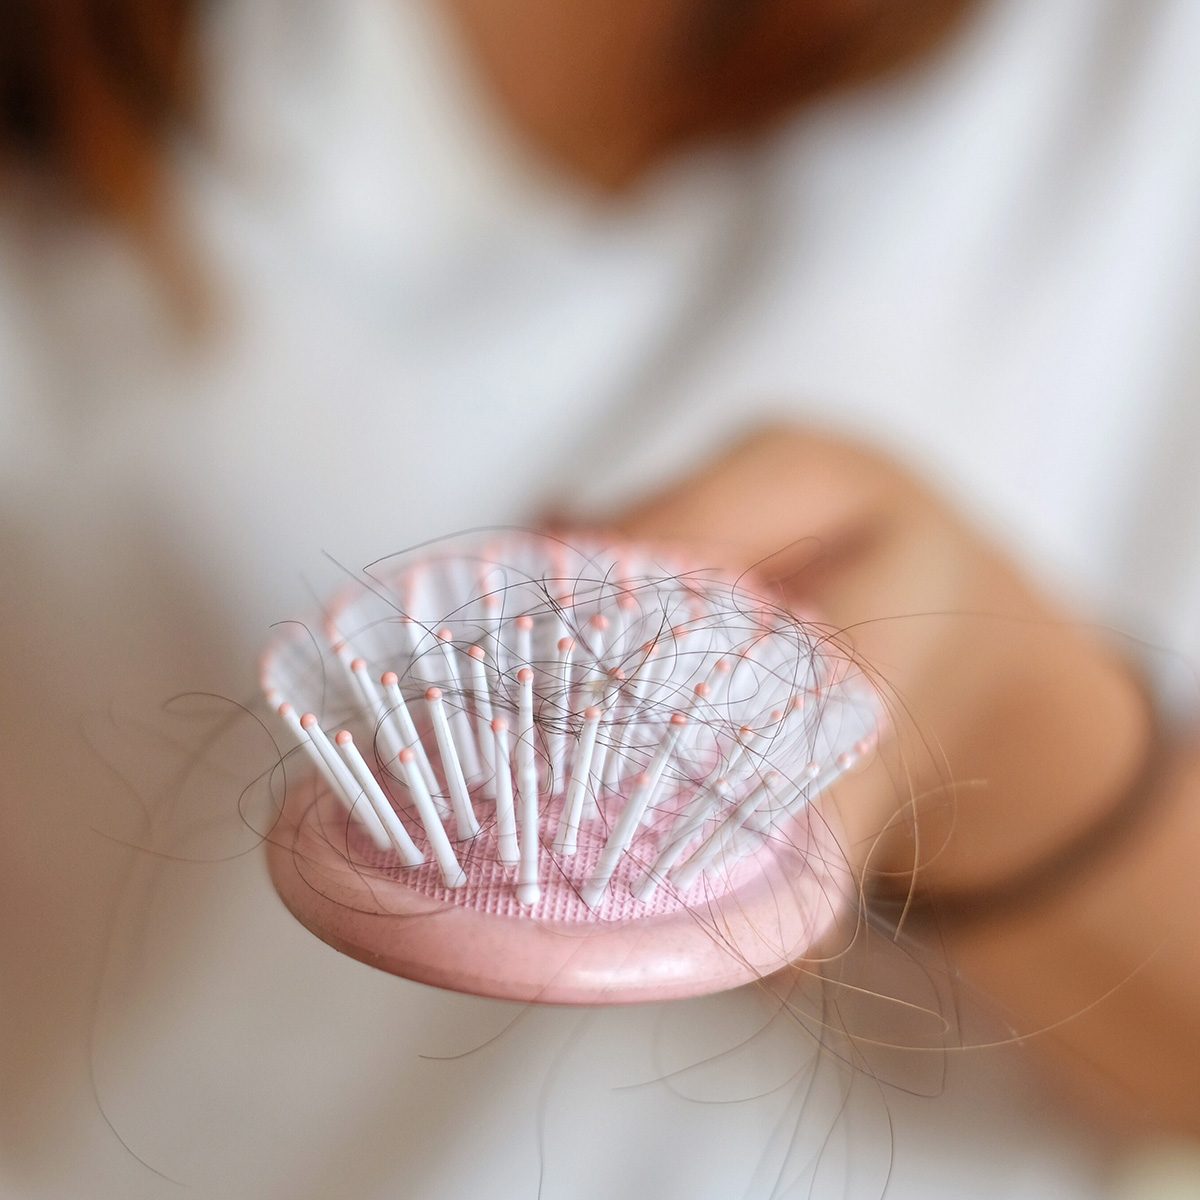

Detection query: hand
xmin=597 ymin=426 xmax=1200 ymax=1135
xmin=605 ymin=426 xmax=1152 ymax=901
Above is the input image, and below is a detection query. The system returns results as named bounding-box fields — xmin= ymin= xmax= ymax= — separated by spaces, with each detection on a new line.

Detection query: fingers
xmin=603 ymin=426 xmax=930 ymax=638
xmin=610 ymin=425 xmax=910 ymax=569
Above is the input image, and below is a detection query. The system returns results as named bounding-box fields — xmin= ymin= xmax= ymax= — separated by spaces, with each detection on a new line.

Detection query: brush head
xmin=261 ymin=532 xmax=881 ymax=1004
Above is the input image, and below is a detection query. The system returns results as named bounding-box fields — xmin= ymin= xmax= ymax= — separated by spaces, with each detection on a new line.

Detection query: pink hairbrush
xmin=261 ymin=532 xmax=881 ymax=1004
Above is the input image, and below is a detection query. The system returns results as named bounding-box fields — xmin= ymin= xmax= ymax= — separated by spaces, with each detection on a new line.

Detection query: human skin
xmin=438 ymin=0 xmax=1200 ymax=1135
xmin=606 ymin=427 xmax=1200 ymax=1135
xmin=439 ymin=0 xmax=973 ymax=186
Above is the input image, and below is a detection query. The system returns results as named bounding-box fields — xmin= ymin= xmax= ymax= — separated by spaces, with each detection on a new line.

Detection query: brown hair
xmin=443 ymin=0 xmax=975 ymax=189
xmin=4 ymin=0 xmax=972 ymax=221
xmin=0 ymin=0 xmax=197 ymax=231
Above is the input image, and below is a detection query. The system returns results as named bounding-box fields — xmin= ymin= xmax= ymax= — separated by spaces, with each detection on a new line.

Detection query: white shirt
xmin=2 ymin=0 xmax=1196 ymax=1196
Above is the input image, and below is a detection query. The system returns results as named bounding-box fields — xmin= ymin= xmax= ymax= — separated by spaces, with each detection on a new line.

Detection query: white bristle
xmin=436 ymin=629 xmax=484 ymax=780
xmin=734 ymin=759 xmax=835 ymax=854
xmin=512 ymin=616 xmax=533 ymax=679
xmin=552 ymin=595 xmax=572 ymax=655
xmin=548 ymin=636 xmax=575 ymax=786
xmin=467 ymin=644 xmax=496 ymax=787
xmin=349 ymin=657 xmax=383 ymax=719
xmin=426 ymin=687 xmax=480 ymax=839
xmin=610 ymin=591 xmax=637 ymax=659
xmin=277 ymin=702 xmax=382 ymax=833
xmin=396 ymin=615 xmax=418 ymax=658
xmin=553 ymin=705 xmax=601 ymax=856
xmin=397 ymin=748 xmax=466 ymax=888
xmin=277 ymin=702 xmax=333 ymax=784
xmin=585 ymin=665 xmax=627 ymax=808
xmin=722 ymin=725 xmax=757 ymax=782
xmin=671 ymin=771 xmax=785 ymax=892
xmin=605 ymin=646 xmax=653 ymax=784
xmin=515 ymin=667 xmax=540 ymax=906
xmin=633 ymin=777 xmax=735 ymax=902
xmin=581 ymin=613 xmax=609 ymax=702
xmin=581 ymin=713 xmax=687 ymax=909
xmin=263 ymin=534 xmax=881 ymax=912
xmin=335 ymin=731 xmax=424 ymax=867
xmin=586 ymin=710 xmax=612 ymax=808
xmin=601 ymin=670 xmax=630 ymax=795
xmin=380 ymin=672 xmax=442 ymax=802
xmin=298 ymin=712 xmax=392 ymax=849
xmin=490 ymin=718 xmax=519 ymax=866
xmin=347 ymin=657 xmax=400 ymax=760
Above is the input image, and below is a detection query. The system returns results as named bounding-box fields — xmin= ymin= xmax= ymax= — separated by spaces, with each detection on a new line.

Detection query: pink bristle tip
xmin=836 ymin=753 xmax=855 ymax=769
xmin=299 ymin=713 xmax=318 ymax=729
xmin=259 ymin=530 xmax=886 ymax=1005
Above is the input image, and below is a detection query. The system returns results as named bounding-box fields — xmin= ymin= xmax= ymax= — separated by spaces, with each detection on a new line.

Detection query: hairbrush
xmin=261 ymin=532 xmax=881 ymax=1004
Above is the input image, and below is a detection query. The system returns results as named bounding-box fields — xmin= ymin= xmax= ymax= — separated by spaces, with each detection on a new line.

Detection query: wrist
xmin=861 ymin=636 xmax=1156 ymax=906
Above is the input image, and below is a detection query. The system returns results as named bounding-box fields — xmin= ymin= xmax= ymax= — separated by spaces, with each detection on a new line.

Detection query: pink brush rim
xmin=266 ymin=778 xmax=853 ymax=1005
xmin=261 ymin=531 xmax=876 ymax=1004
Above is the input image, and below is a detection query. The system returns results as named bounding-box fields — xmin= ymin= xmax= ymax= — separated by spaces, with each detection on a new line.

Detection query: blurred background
xmin=2 ymin=1 xmax=1198 ymax=1197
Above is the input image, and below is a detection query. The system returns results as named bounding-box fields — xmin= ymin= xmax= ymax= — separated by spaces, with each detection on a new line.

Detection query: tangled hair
xmin=0 ymin=0 xmax=197 ymax=229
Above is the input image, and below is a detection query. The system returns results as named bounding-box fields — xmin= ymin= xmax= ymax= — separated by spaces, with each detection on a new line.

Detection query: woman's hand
xmin=608 ymin=426 xmax=1152 ymax=902
xmin=607 ymin=426 xmax=1200 ymax=1135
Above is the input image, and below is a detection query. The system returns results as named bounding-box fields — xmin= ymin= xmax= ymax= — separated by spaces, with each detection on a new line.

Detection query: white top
xmin=2 ymin=0 xmax=1197 ymax=1196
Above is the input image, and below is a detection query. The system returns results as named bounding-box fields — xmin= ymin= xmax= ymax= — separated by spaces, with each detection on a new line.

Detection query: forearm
xmin=607 ymin=426 xmax=1200 ymax=1133
xmin=937 ymin=735 xmax=1200 ymax=1135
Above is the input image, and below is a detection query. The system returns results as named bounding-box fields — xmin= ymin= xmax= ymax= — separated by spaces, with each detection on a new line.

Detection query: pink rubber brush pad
xmin=262 ymin=532 xmax=877 ymax=1004
xmin=267 ymin=777 xmax=854 ymax=1004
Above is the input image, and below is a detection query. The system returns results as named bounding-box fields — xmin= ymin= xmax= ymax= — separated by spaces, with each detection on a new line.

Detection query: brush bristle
xmin=262 ymin=533 xmax=880 ymax=918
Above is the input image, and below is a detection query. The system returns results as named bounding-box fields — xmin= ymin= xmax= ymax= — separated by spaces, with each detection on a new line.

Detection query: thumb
xmin=605 ymin=425 xmax=908 ymax=592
